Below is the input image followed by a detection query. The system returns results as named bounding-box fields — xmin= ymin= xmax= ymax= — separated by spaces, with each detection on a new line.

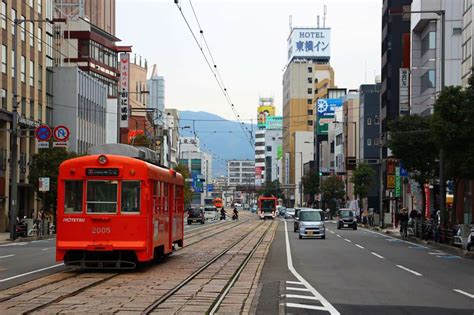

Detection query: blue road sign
xmin=207 ymin=184 xmax=214 ymax=192
xmin=35 ymin=125 xmax=52 ymax=141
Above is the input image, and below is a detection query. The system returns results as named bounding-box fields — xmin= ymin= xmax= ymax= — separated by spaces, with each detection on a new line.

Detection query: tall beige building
xmin=0 ymin=0 xmax=53 ymax=231
xmin=54 ymin=0 xmax=115 ymax=35
xmin=282 ymin=61 xmax=334 ymax=201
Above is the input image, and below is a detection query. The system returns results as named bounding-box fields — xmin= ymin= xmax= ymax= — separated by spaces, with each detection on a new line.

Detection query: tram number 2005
xmin=92 ymin=227 xmax=111 ymax=234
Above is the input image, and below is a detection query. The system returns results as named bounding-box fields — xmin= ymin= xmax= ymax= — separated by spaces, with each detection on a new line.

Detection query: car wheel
xmin=201 ymin=220 xmax=205 ymax=224
xmin=353 ymin=225 xmax=357 ymax=230
xmin=187 ymin=221 xmax=191 ymax=225
xmin=321 ymin=235 xmax=326 ymax=239
xmin=299 ymin=235 xmax=302 ymax=239
xmin=337 ymin=224 xmax=341 ymax=230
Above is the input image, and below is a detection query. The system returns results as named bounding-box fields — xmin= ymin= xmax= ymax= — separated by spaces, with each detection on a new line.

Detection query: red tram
xmin=56 ymin=144 xmax=184 ymax=268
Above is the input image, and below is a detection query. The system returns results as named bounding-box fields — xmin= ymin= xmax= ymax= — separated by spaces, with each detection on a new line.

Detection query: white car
xmin=204 ymin=206 xmax=219 ymax=221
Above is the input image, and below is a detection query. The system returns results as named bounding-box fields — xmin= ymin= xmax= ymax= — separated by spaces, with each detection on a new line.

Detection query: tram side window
xmin=163 ymin=183 xmax=168 ymax=213
xmin=121 ymin=181 xmax=140 ymax=213
xmin=64 ymin=181 xmax=83 ymax=213
xmin=86 ymin=180 xmax=118 ymax=213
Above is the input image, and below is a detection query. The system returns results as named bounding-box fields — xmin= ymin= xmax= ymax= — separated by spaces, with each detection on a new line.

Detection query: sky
xmin=117 ymin=0 xmax=381 ymax=122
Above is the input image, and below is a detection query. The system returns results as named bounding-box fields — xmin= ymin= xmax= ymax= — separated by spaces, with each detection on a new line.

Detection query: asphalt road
xmin=0 ymin=218 xmax=223 ymax=291
xmin=256 ymin=219 xmax=474 ymax=314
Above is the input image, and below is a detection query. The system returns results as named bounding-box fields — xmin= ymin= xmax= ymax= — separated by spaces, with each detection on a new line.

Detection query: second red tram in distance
xmin=56 ymin=144 xmax=184 ymax=269
xmin=258 ymin=196 xmax=277 ymax=219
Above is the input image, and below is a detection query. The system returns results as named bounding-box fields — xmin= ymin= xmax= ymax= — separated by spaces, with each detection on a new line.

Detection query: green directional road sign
xmin=395 ymin=166 xmax=401 ymax=198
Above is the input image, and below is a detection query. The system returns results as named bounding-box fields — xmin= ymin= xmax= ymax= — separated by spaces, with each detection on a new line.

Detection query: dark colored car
xmin=337 ymin=209 xmax=357 ymax=230
xmin=187 ymin=207 xmax=205 ymax=225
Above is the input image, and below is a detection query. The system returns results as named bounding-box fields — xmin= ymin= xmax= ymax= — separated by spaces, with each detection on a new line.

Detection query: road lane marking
xmin=0 ymin=254 xmax=15 ymax=259
xmin=371 ymin=252 xmax=384 ymax=259
xmin=41 ymin=248 xmax=49 ymax=251
xmin=355 ymin=244 xmax=365 ymax=249
xmin=284 ymin=220 xmax=340 ymax=315
xmin=453 ymin=289 xmax=474 ymax=299
xmin=0 ymin=264 xmax=64 ymax=282
xmin=286 ymin=287 xmax=311 ymax=292
xmin=0 ymin=242 xmax=27 ymax=247
xmin=396 ymin=265 xmax=422 ymax=276
xmin=286 ymin=281 xmax=303 ymax=285
xmin=287 ymin=303 xmax=327 ymax=311
xmin=344 ymin=239 xmax=352 ymax=243
xmin=336 ymin=235 xmax=341 ymax=238
xmin=285 ymin=294 xmax=320 ymax=300
xmin=428 ymin=252 xmax=446 ymax=255
xmin=329 ymin=231 xmax=335 ymax=234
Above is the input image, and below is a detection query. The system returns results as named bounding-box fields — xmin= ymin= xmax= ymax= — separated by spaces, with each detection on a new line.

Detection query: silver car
xmin=298 ymin=209 xmax=325 ymax=239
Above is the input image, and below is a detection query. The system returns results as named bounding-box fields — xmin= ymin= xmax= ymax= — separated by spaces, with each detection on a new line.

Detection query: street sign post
xmin=53 ymin=125 xmax=70 ymax=141
xmin=39 ymin=177 xmax=50 ymax=192
xmin=35 ymin=125 xmax=52 ymax=149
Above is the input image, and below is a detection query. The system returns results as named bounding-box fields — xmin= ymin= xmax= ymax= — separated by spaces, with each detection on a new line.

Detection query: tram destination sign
xmin=86 ymin=168 xmax=119 ymax=176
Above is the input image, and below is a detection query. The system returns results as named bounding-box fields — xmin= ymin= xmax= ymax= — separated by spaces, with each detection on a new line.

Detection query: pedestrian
xmin=399 ymin=208 xmax=409 ymax=237
xmin=368 ymin=208 xmax=374 ymax=227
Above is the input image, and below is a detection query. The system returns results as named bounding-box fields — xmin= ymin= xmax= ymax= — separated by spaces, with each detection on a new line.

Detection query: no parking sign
xmin=53 ymin=125 xmax=70 ymax=141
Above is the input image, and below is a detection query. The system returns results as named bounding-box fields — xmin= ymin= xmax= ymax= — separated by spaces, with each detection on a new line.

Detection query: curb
xmin=0 ymin=234 xmax=55 ymax=244
xmin=361 ymin=225 xmax=474 ymax=259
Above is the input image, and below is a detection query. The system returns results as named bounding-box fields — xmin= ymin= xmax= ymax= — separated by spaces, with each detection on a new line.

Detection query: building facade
xmin=148 ymin=64 xmax=165 ymax=125
xmin=52 ymin=67 xmax=107 ymax=154
xmin=227 ymin=160 xmax=255 ymax=187
xmin=54 ymin=0 xmax=116 ymax=35
xmin=410 ymin=0 xmax=463 ymax=115
xmin=264 ymin=128 xmax=282 ymax=184
xmin=0 ymin=0 xmax=53 ymax=231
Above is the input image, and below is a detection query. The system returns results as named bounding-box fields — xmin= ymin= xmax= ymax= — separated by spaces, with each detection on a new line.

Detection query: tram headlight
xmin=98 ymin=155 xmax=108 ymax=165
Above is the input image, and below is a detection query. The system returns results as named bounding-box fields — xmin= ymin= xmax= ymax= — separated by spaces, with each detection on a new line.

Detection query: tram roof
xmin=88 ymin=144 xmax=160 ymax=166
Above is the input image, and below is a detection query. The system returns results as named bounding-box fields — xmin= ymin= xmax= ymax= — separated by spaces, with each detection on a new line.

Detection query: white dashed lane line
xmin=371 ymin=252 xmax=385 ymax=259
xmin=453 ymin=289 xmax=474 ymax=299
xmin=396 ymin=265 xmax=422 ymax=276
xmin=355 ymin=244 xmax=365 ymax=249
xmin=0 ymin=254 xmax=15 ymax=259
xmin=336 ymin=235 xmax=341 ymax=238
xmin=344 ymin=239 xmax=352 ymax=243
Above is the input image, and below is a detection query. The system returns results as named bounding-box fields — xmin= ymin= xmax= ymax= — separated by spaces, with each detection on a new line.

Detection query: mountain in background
xmin=179 ymin=111 xmax=255 ymax=177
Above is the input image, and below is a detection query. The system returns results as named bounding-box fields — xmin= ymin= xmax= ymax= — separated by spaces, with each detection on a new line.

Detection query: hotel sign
xmin=119 ymin=53 xmax=130 ymax=128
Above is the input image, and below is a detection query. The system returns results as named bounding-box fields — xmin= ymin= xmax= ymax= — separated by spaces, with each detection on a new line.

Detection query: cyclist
xmin=399 ymin=208 xmax=409 ymax=239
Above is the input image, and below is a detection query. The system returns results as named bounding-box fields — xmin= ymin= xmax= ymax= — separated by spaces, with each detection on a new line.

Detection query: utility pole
xmin=9 ymin=19 xmax=22 ymax=240
xmin=439 ymin=10 xmax=446 ymax=227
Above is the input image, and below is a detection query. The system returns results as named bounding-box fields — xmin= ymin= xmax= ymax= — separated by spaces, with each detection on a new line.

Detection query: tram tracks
xmin=0 ymin=217 xmax=258 ymax=314
xmin=143 ymin=220 xmax=276 ymax=314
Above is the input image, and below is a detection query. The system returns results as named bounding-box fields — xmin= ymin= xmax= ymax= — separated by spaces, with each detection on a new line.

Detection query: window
xmin=307 ymin=99 xmax=312 ymax=105
xmin=29 ymin=99 xmax=34 ymax=119
xmin=266 ymin=146 xmax=272 ymax=152
xmin=421 ymin=69 xmax=436 ymax=92
xmin=1 ymin=89 xmax=6 ymax=110
xmin=29 ymin=61 xmax=34 ymax=86
xmin=307 ymin=88 xmax=312 ymax=94
xmin=38 ymin=103 xmax=42 ymax=121
xmin=11 ymin=9 xmax=16 ymax=35
xmin=367 ymin=138 xmax=372 ymax=146
xmin=121 ymin=181 xmax=141 ymax=213
xmin=374 ymin=116 xmax=380 ymax=124
xmin=64 ymin=181 xmax=83 ymax=213
xmin=20 ymin=15 xmax=25 ymax=41
xmin=421 ymin=31 xmax=436 ymax=56
xmin=38 ymin=65 xmax=42 ymax=90
xmin=307 ymin=109 xmax=313 ymax=115
xmin=367 ymin=118 xmax=372 ymax=125
xmin=1 ymin=45 xmax=6 ymax=73
xmin=21 ymin=97 xmax=26 ymax=115
xmin=11 ymin=50 xmax=14 ymax=78
xmin=453 ymin=27 xmax=462 ymax=35
xmin=28 ymin=0 xmax=33 ymax=7
xmin=307 ymin=120 xmax=313 ymax=126
xmin=37 ymin=0 xmax=42 ymax=14
xmin=20 ymin=55 xmax=25 ymax=82
xmin=307 ymin=67 xmax=312 ymax=73
xmin=307 ymin=77 xmax=313 ymax=84
xmin=374 ymin=137 xmax=380 ymax=146
xmin=28 ymin=22 xmax=34 ymax=46
xmin=1 ymin=2 xmax=5 ymax=29
xmin=37 ymin=28 xmax=42 ymax=51
xmin=86 ymin=180 xmax=118 ymax=213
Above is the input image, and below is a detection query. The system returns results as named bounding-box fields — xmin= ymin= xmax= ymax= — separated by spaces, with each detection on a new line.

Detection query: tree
xmin=261 ymin=180 xmax=282 ymax=199
xmin=28 ymin=148 xmax=80 ymax=219
xmin=301 ymin=168 xmax=320 ymax=206
xmin=320 ymin=176 xmax=345 ymax=217
xmin=131 ymin=133 xmax=152 ymax=148
xmin=350 ymin=163 xmax=375 ymax=210
xmin=388 ymin=115 xmax=438 ymax=186
xmin=173 ymin=163 xmax=193 ymax=208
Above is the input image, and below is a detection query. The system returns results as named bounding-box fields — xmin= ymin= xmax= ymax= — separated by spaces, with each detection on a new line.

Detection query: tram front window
xmin=64 ymin=181 xmax=83 ymax=213
xmin=86 ymin=180 xmax=118 ymax=213
xmin=121 ymin=181 xmax=141 ymax=213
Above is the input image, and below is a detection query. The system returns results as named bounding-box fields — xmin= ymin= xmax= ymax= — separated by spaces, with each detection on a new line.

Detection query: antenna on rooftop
xmin=317 ymin=15 xmax=320 ymax=28
xmin=323 ymin=4 xmax=327 ymax=28
xmin=289 ymin=15 xmax=292 ymax=31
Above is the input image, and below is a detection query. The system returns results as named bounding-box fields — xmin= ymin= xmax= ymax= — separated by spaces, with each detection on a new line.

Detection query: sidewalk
xmin=0 ymin=232 xmax=55 ymax=244
xmin=361 ymin=224 xmax=474 ymax=259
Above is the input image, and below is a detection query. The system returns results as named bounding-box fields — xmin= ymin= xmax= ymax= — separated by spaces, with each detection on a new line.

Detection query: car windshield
xmin=340 ymin=210 xmax=354 ymax=217
xmin=188 ymin=208 xmax=202 ymax=216
xmin=299 ymin=211 xmax=322 ymax=221
xmin=205 ymin=207 xmax=216 ymax=212
xmin=261 ymin=199 xmax=275 ymax=211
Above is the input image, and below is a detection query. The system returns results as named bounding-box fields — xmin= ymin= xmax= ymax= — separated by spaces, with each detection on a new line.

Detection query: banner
xmin=119 ymin=53 xmax=130 ymax=128
xmin=258 ymin=105 xmax=275 ymax=128
xmin=316 ymin=98 xmax=342 ymax=135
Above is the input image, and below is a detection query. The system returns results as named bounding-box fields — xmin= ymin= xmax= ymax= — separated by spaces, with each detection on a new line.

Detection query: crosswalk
xmin=283 ymin=280 xmax=333 ymax=313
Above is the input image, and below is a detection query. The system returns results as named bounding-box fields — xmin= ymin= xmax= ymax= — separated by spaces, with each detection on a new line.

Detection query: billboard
xmin=257 ymin=105 xmax=275 ymax=128
xmin=265 ymin=116 xmax=282 ymax=130
xmin=316 ymin=98 xmax=342 ymax=135
xmin=119 ymin=53 xmax=130 ymax=128
xmin=399 ymin=68 xmax=409 ymax=113
xmin=288 ymin=28 xmax=331 ymax=62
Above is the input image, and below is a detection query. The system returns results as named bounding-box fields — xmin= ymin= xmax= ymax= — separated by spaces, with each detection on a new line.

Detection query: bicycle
xmin=400 ymin=223 xmax=408 ymax=240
